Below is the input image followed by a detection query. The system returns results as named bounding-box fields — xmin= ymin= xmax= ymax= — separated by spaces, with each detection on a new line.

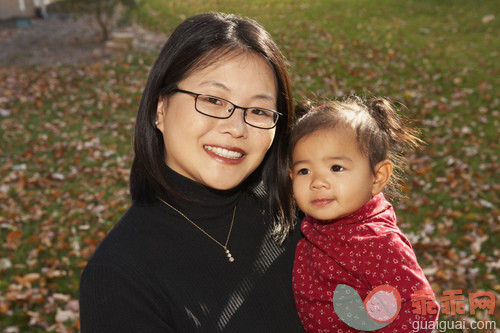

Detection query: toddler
xmin=287 ymin=97 xmax=439 ymax=332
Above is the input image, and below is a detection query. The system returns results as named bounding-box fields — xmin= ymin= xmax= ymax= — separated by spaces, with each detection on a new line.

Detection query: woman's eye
xmin=250 ymin=108 xmax=273 ymax=118
xmin=199 ymin=95 xmax=224 ymax=106
xmin=331 ymin=165 xmax=344 ymax=172
xmin=205 ymin=97 xmax=223 ymax=105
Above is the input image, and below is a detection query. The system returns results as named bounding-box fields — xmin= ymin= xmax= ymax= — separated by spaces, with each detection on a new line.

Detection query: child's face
xmin=290 ymin=126 xmax=376 ymax=221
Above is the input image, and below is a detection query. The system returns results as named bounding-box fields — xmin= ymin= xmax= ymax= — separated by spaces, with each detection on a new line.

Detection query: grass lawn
xmin=1 ymin=0 xmax=498 ymax=331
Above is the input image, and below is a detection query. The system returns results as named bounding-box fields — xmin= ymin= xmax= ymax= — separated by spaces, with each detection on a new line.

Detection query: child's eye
xmin=331 ymin=165 xmax=344 ymax=172
xmin=297 ymin=168 xmax=310 ymax=175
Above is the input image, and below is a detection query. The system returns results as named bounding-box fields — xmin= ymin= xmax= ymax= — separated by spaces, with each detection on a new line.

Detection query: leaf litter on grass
xmin=1 ymin=1 xmax=499 ymax=331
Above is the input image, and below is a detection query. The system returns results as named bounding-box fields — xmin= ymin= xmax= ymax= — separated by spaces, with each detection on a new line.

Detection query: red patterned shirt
xmin=293 ymin=193 xmax=439 ymax=332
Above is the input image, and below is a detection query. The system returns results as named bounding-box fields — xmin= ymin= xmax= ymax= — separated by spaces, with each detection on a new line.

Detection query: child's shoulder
xmin=360 ymin=222 xmax=414 ymax=255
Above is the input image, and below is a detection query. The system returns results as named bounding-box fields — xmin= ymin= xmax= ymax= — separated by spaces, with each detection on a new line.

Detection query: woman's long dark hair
xmin=130 ymin=12 xmax=295 ymax=240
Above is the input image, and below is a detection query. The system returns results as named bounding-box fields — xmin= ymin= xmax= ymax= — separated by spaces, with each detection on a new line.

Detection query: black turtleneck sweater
xmin=79 ymin=167 xmax=304 ymax=332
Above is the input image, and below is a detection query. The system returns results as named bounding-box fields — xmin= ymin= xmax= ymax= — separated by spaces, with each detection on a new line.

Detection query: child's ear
xmin=372 ymin=160 xmax=392 ymax=195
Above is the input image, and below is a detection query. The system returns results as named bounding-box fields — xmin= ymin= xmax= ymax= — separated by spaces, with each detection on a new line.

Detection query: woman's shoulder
xmin=102 ymin=201 xmax=163 ymax=239
xmin=84 ymin=201 xmax=167 ymax=267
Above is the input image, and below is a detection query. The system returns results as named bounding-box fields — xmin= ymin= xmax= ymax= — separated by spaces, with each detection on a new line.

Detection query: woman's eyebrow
xmin=198 ymin=80 xmax=230 ymax=92
xmin=199 ymin=80 xmax=276 ymax=102
xmin=254 ymin=93 xmax=276 ymax=102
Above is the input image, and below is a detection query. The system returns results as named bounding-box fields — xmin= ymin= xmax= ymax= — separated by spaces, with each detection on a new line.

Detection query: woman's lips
xmin=204 ymin=145 xmax=246 ymax=163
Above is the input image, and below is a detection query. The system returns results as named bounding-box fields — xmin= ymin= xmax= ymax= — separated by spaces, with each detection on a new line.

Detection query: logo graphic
xmin=333 ymin=284 xmax=402 ymax=331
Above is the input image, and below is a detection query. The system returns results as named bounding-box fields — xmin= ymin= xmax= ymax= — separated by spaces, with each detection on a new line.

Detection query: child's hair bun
xmin=368 ymin=98 xmax=393 ymax=134
xmin=294 ymin=100 xmax=315 ymax=121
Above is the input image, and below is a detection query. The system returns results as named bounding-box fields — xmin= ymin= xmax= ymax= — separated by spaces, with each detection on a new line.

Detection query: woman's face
xmin=156 ymin=53 xmax=278 ymax=190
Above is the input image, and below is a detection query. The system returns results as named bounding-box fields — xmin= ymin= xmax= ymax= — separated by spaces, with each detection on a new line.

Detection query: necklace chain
xmin=158 ymin=197 xmax=236 ymax=262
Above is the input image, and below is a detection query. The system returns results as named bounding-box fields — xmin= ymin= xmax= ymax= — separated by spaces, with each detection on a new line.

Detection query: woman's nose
xmin=220 ymin=108 xmax=248 ymax=138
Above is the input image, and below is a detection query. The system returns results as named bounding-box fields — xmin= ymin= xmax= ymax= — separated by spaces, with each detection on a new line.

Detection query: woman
xmin=79 ymin=12 xmax=303 ymax=332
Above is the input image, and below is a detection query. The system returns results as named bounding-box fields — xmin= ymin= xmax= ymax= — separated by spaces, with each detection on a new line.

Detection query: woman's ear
xmin=372 ymin=160 xmax=392 ymax=195
xmin=156 ymin=98 xmax=167 ymax=134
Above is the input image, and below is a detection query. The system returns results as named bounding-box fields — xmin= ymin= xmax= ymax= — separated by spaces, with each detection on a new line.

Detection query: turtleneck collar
xmin=309 ymin=193 xmax=392 ymax=227
xmin=161 ymin=165 xmax=243 ymax=221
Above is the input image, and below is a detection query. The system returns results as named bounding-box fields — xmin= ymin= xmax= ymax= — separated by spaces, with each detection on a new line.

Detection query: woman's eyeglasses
xmin=172 ymin=88 xmax=281 ymax=129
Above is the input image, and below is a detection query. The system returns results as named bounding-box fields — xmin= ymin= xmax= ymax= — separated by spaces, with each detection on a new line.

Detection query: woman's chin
xmin=203 ymin=179 xmax=244 ymax=191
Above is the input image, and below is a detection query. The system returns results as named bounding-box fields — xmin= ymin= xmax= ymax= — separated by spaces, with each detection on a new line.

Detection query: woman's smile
xmin=203 ymin=145 xmax=247 ymax=161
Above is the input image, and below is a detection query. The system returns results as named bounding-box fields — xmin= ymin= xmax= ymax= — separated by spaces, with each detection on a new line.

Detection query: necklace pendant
xmin=225 ymin=249 xmax=235 ymax=262
xmin=159 ymin=198 xmax=238 ymax=264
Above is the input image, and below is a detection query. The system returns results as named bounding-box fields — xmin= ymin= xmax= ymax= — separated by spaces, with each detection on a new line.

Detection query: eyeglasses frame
xmin=171 ymin=88 xmax=282 ymax=129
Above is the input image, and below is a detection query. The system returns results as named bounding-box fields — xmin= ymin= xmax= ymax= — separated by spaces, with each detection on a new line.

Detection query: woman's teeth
xmin=204 ymin=145 xmax=243 ymax=159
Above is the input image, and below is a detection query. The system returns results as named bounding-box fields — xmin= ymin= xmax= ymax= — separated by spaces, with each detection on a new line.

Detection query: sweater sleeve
xmin=358 ymin=231 xmax=439 ymax=333
xmin=79 ymin=263 xmax=175 ymax=333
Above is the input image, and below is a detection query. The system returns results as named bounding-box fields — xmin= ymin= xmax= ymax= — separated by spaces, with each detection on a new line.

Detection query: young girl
xmin=286 ymin=97 xmax=439 ymax=332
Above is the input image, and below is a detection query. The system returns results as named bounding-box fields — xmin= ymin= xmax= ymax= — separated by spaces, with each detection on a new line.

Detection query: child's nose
xmin=310 ymin=173 xmax=330 ymax=190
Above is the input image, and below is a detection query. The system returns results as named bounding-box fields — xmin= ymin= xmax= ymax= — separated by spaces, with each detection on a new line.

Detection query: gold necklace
xmin=158 ymin=198 xmax=236 ymax=262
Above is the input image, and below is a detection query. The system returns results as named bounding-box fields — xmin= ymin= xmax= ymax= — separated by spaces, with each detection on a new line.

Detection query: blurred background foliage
xmin=0 ymin=0 xmax=498 ymax=331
